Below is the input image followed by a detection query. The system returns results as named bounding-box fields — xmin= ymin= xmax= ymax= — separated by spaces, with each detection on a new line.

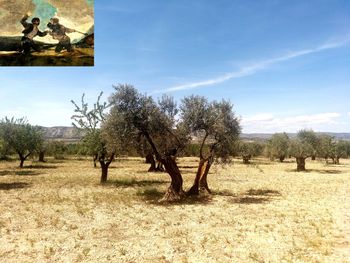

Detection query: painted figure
xmin=47 ymin=18 xmax=76 ymax=53
xmin=20 ymin=14 xmax=48 ymax=54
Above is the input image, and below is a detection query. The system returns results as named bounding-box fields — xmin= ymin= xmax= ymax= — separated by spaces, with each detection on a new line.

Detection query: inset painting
xmin=0 ymin=0 xmax=94 ymax=66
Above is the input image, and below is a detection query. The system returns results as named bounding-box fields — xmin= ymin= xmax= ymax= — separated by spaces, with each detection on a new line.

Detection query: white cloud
xmin=158 ymin=37 xmax=350 ymax=93
xmin=242 ymin=112 xmax=341 ymax=133
xmin=0 ymin=102 xmax=72 ymax=127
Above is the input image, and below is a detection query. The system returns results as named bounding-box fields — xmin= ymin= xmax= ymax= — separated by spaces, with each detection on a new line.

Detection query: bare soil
xmin=0 ymin=157 xmax=349 ymax=262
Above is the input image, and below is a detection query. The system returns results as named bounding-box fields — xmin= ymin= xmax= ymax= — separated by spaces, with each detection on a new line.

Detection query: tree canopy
xmin=0 ymin=117 xmax=43 ymax=167
xmin=266 ymin=132 xmax=290 ymax=162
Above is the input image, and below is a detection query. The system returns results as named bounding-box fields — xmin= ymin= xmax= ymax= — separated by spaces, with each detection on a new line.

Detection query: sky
xmin=0 ymin=0 xmax=350 ymax=133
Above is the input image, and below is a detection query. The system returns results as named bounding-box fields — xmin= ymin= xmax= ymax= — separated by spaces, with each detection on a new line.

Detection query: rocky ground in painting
xmin=0 ymin=47 xmax=94 ymax=66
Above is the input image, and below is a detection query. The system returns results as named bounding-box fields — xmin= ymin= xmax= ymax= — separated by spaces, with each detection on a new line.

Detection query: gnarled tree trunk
xmin=99 ymin=153 xmax=115 ymax=183
xmin=147 ymin=153 xmax=157 ymax=172
xmin=147 ymin=153 xmax=165 ymax=172
xmin=187 ymin=157 xmax=213 ymax=196
xmin=199 ymin=160 xmax=212 ymax=194
xmin=243 ymin=155 xmax=251 ymax=164
xmin=296 ymin=157 xmax=306 ymax=171
xmin=18 ymin=152 xmax=31 ymax=168
xmin=187 ymin=158 xmax=207 ymax=196
xmin=335 ymin=156 xmax=340 ymax=165
xmin=145 ymin=153 xmax=153 ymax=164
xmin=279 ymin=155 xmax=285 ymax=162
xmin=156 ymin=161 xmax=165 ymax=172
xmin=160 ymin=156 xmax=184 ymax=201
xmin=19 ymin=157 xmax=25 ymax=168
xmin=38 ymin=151 xmax=45 ymax=162
xmin=143 ymin=131 xmax=184 ymax=201
xmin=93 ymin=154 xmax=98 ymax=168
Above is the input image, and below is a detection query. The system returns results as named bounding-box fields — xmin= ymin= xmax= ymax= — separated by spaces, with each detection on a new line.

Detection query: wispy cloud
xmin=160 ymin=37 xmax=350 ymax=93
xmin=241 ymin=112 xmax=342 ymax=133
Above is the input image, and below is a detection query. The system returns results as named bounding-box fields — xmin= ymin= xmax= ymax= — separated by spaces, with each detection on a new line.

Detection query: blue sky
xmin=1 ymin=0 xmax=350 ymax=133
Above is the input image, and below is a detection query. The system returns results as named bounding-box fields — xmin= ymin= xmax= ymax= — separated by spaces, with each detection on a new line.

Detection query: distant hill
xmin=241 ymin=132 xmax=350 ymax=141
xmin=41 ymin=126 xmax=350 ymax=143
xmin=41 ymin=126 xmax=83 ymax=142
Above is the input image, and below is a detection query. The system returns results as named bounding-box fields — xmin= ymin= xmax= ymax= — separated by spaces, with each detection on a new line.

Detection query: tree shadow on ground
xmin=232 ymin=196 xmax=271 ymax=204
xmin=231 ymin=188 xmax=282 ymax=204
xmin=136 ymin=188 xmax=165 ymax=202
xmin=213 ymin=189 xmax=237 ymax=197
xmin=277 ymin=160 xmax=295 ymax=163
xmin=0 ymin=170 xmax=11 ymax=176
xmin=108 ymin=179 xmax=169 ymax=188
xmin=325 ymin=164 xmax=348 ymax=168
xmin=0 ymin=182 xmax=31 ymax=190
xmin=285 ymin=168 xmax=343 ymax=174
xmin=46 ymin=160 xmax=65 ymax=164
xmin=248 ymin=160 xmax=274 ymax=166
xmin=134 ymin=170 xmax=166 ymax=174
xmin=26 ymin=165 xmax=58 ymax=169
xmin=15 ymin=170 xmax=42 ymax=176
xmin=246 ymin=189 xmax=281 ymax=196
xmin=0 ymin=170 xmax=41 ymax=176
xmin=309 ymin=169 xmax=344 ymax=174
xmin=137 ymin=188 xmax=213 ymax=206
xmin=177 ymin=165 xmax=198 ymax=169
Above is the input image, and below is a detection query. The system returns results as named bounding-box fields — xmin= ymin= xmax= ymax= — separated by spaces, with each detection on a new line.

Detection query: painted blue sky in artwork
xmin=32 ymin=0 xmax=57 ymax=31
xmin=86 ymin=0 xmax=94 ymax=6
xmin=1 ymin=0 xmax=350 ymax=133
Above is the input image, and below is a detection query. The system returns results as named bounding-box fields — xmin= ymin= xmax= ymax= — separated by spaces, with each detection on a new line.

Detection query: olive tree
xmin=71 ymin=92 xmax=121 ymax=183
xmin=0 ymin=117 xmax=43 ymax=168
xmin=46 ymin=141 xmax=67 ymax=159
xmin=238 ymin=141 xmax=263 ymax=164
xmin=107 ymin=85 xmax=189 ymax=201
xmin=266 ymin=133 xmax=290 ymax=162
xmin=0 ymin=137 xmax=10 ymax=160
xmin=289 ymin=130 xmax=315 ymax=171
xmin=297 ymin=129 xmax=319 ymax=160
xmin=136 ymin=134 xmax=165 ymax=172
xmin=181 ymin=95 xmax=240 ymax=195
xmin=317 ymin=134 xmax=335 ymax=163
xmin=329 ymin=140 xmax=350 ymax=164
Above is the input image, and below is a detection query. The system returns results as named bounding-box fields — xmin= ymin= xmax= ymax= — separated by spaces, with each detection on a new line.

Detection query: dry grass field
xmin=0 ymin=156 xmax=349 ymax=262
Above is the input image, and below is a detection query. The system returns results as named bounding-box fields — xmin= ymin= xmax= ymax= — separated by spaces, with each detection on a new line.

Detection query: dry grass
xmin=0 ymin=156 xmax=350 ymax=262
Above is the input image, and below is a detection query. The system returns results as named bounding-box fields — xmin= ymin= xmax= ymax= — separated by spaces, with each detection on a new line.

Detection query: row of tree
xmin=0 ymin=118 xmax=88 ymax=166
xmin=2 ymin=85 xmax=350 ymax=201
xmin=264 ymin=130 xmax=350 ymax=170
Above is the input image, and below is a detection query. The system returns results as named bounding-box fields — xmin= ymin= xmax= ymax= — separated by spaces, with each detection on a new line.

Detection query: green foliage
xmin=181 ymin=143 xmax=209 ymax=157
xmin=108 ymin=84 xmax=188 ymax=158
xmin=0 ymin=137 xmax=9 ymax=159
xmin=238 ymin=141 xmax=264 ymax=162
xmin=0 ymin=117 xmax=43 ymax=166
xmin=289 ymin=139 xmax=312 ymax=159
xmin=71 ymin=92 xmax=117 ymax=164
xmin=317 ymin=134 xmax=335 ymax=159
xmin=180 ymin=95 xmax=240 ymax=163
xmin=71 ymin=92 xmax=107 ymax=131
xmin=266 ymin=133 xmax=290 ymax=161
xmin=297 ymin=129 xmax=319 ymax=157
xmin=46 ymin=141 xmax=68 ymax=159
xmin=329 ymin=140 xmax=350 ymax=163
